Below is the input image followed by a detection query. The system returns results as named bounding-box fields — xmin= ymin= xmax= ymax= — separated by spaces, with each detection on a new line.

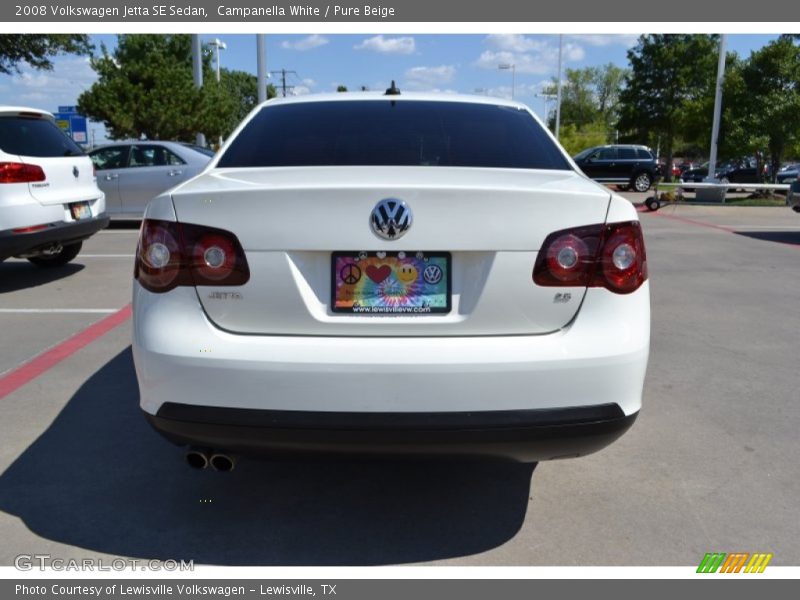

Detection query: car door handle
xmin=168 ymin=170 xmax=183 ymax=176
xmin=104 ymin=174 xmax=119 ymax=180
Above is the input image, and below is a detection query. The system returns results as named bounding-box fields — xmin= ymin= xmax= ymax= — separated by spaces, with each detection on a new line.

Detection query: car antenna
xmin=384 ymin=80 xmax=401 ymax=96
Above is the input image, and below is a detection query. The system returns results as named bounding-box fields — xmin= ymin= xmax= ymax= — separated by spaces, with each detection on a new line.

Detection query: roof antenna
xmin=384 ymin=80 xmax=401 ymax=96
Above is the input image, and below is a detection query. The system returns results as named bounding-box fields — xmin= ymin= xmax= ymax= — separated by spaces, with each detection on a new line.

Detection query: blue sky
xmin=0 ymin=33 xmax=781 ymax=143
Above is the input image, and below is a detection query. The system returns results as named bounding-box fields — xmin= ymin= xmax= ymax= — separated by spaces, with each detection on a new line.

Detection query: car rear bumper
xmin=133 ymin=282 xmax=649 ymax=460
xmin=0 ymin=214 xmax=110 ymax=260
xmin=144 ymin=403 xmax=639 ymax=462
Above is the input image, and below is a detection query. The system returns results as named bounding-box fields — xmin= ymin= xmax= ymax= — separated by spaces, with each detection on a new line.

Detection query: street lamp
xmin=209 ymin=38 xmax=227 ymax=83
xmin=498 ymin=63 xmax=515 ymax=100
xmin=535 ymin=93 xmax=556 ymax=128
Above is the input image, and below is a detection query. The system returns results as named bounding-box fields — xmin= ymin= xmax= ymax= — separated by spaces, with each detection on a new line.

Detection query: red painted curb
xmin=0 ymin=304 xmax=132 ymax=400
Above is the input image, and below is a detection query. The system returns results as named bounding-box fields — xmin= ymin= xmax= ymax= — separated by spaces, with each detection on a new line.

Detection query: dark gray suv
xmin=573 ymin=144 xmax=657 ymax=192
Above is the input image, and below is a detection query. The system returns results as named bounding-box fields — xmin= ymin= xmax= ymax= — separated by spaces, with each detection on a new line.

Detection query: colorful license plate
xmin=332 ymin=251 xmax=451 ymax=314
xmin=70 ymin=202 xmax=91 ymax=220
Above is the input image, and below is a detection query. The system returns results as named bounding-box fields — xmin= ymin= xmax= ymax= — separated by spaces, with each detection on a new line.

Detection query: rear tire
xmin=632 ymin=172 xmax=653 ymax=193
xmin=27 ymin=242 xmax=82 ymax=268
xmin=645 ymin=197 xmax=660 ymax=211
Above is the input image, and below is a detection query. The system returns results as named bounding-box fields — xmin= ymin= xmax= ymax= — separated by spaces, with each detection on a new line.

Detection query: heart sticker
xmin=366 ymin=264 xmax=391 ymax=283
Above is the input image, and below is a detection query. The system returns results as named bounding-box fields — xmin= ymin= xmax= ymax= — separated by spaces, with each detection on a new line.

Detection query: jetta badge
xmin=72 ymin=166 xmax=79 ymax=178
xmin=370 ymin=198 xmax=412 ymax=240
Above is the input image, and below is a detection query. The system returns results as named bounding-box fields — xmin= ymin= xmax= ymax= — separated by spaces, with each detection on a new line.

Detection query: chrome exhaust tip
xmin=185 ymin=448 xmax=210 ymax=470
xmin=209 ymin=453 xmax=237 ymax=472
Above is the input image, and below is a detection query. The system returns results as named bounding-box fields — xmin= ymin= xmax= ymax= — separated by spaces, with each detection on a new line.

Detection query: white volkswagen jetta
xmin=132 ymin=90 xmax=649 ymax=470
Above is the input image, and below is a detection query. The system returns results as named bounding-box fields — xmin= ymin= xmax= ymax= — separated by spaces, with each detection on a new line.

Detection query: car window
xmin=0 ymin=115 xmax=83 ymax=158
xmin=182 ymin=143 xmax=215 ymax=158
xmin=218 ymin=101 xmax=571 ymax=170
xmin=90 ymin=146 xmax=128 ymax=170
xmin=573 ymin=147 xmax=596 ymax=161
xmin=618 ymin=148 xmax=637 ymax=160
xmin=596 ymin=148 xmax=618 ymax=160
xmin=636 ymin=149 xmax=652 ymax=160
xmin=129 ymin=145 xmax=186 ymax=168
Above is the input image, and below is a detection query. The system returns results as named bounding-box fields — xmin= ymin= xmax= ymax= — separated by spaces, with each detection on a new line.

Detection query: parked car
xmin=133 ymin=92 xmax=650 ymax=470
xmin=788 ymin=180 xmax=800 ymax=213
xmin=572 ymin=144 xmax=657 ymax=192
xmin=89 ymin=141 xmax=212 ymax=218
xmin=682 ymin=158 xmax=763 ymax=186
xmin=777 ymin=163 xmax=799 ymax=185
xmin=0 ymin=107 xmax=107 ymax=266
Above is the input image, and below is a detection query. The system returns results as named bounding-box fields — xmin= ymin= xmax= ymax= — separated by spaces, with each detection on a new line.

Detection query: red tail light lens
xmin=135 ymin=219 xmax=249 ymax=293
xmin=0 ymin=162 xmax=46 ymax=184
xmin=534 ymin=221 xmax=647 ymax=294
xmin=595 ymin=222 xmax=648 ymax=294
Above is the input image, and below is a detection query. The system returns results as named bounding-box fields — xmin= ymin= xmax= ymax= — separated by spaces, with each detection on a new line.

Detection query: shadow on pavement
xmin=0 ymin=262 xmax=85 ymax=294
xmin=0 ymin=348 xmax=534 ymax=565
xmin=733 ymin=230 xmax=800 ymax=246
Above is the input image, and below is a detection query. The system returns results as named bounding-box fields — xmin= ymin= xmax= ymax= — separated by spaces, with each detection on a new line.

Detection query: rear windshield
xmin=218 ymin=100 xmax=570 ymax=170
xmin=0 ymin=116 xmax=83 ymax=158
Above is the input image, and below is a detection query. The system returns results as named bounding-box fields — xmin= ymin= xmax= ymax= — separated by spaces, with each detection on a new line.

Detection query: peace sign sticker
xmin=339 ymin=263 xmax=362 ymax=285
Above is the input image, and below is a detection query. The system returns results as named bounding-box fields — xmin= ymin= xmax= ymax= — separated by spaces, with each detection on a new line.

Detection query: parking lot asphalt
xmin=0 ymin=203 xmax=798 ymax=566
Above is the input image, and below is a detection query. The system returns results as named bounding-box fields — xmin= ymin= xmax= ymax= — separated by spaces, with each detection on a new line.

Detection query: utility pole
xmin=270 ymin=69 xmax=298 ymax=97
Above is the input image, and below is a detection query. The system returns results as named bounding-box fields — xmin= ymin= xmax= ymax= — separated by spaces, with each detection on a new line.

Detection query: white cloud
xmin=476 ymin=35 xmax=585 ymax=75
xmin=280 ymin=35 xmax=329 ymax=51
xmin=569 ymin=34 xmax=639 ymax=48
xmin=289 ymin=78 xmax=316 ymax=96
xmin=404 ymin=65 xmax=456 ymax=90
xmin=486 ymin=34 xmax=547 ymax=53
xmin=354 ymin=35 xmax=415 ymax=55
xmin=0 ymin=55 xmax=97 ymax=110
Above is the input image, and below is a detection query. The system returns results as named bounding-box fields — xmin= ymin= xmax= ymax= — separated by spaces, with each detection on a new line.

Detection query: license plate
xmin=70 ymin=202 xmax=91 ymax=220
xmin=332 ymin=251 xmax=451 ymax=315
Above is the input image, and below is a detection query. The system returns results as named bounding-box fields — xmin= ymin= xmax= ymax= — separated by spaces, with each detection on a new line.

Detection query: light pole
xmin=555 ymin=34 xmax=563 ymax=140
xmin=209 ymin=38 xmax=227 ymax=83
xmin=256 ymin=35 xmax=267 ymax=103
xmin=536 ymin=93 xmax=556 ymax=129
xmin=498 ymin=63 xmax=515 ymax=100
xmin=707 ymin=34 xmax=727 ymax=183
xmin=191 ymin=34 xmax=205 ymax=147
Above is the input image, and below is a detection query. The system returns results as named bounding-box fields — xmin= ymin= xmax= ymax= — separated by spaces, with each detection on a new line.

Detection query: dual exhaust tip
xmin=185 ymin=448 xmax=237 ymax=472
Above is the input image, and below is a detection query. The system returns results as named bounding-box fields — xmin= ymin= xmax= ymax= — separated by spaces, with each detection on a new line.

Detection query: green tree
xmin=557 ymin=122 xmax=609 ymax=155
xmin=219 ymin=69 xmax=277 ymax=132
xmin=546 ymin=67 xmax=600 ymax=130
xmin=724 ymin=38 xmax=800 ymax=181
xmin=336 ymin=85 xmax=348 ymax=92
xmin=544 ymin=64 xmax=627 ymax=150
xmin=77 ymin=35 xmax=238 ymax=142
xmin=617 ymin=35 xmax=719 ymax=180
xmin=0 ymin=34 xmax=92 ymax=75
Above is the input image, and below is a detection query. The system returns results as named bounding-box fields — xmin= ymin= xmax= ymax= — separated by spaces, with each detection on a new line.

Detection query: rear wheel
xmin=632 ymin=172 xmax=653 ymax=193
xmin=27 ymin=242 xmax=82 ymax=268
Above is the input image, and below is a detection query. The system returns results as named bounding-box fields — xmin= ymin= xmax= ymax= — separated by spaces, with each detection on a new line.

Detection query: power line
xmin=269 ymin=69 xmax=298 ymax=97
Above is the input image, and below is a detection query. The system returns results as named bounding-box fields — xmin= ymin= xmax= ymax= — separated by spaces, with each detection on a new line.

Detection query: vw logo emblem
xmin=72 ymin=166 xmax=79 ymax=178
xmin=370 ymin=198 xmax=412 ymax=241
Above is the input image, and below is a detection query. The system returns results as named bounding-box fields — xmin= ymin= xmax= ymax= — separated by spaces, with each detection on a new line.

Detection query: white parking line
xmin=0 ymin=309 xmax=119 ymax=314
xmin=716 ymin=225 xmax=800 ymax=229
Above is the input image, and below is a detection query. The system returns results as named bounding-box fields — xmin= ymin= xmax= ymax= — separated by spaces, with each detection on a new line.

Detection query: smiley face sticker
xmin=397 ymin=263 xmax=419 ymax=283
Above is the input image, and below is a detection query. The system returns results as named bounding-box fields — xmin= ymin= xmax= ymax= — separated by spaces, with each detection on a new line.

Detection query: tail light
xmin=533 ymin=221 xmax=647 ymax=294
xmin=135 ymin=219 xmax=249 ymax=293
xmin=0 ymin=162 xmax=46 ymax=184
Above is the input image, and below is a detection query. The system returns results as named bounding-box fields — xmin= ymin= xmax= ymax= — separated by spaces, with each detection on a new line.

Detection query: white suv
xmin=0 ymin=107 xmax=107 ymax=266
xmin=132 ymin=92 xmax=650 ymax=470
